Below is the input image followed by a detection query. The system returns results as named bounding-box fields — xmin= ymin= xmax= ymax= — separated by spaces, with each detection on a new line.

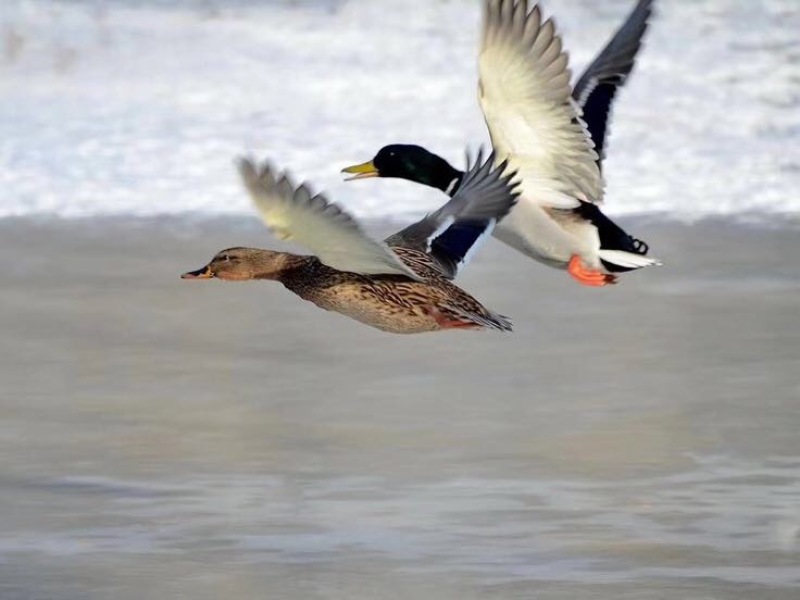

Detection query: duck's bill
xmin=181 ymin=265 xmax=214 ymax=279
xmin=341 ymin=160 xmax=379 ymax=181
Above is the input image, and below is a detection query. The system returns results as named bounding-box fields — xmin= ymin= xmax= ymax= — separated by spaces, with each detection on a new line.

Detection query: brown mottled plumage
xmin=182 ymin=246 xmax=511 ymax=334
xmin=182 ymin=151 xmax=517 ymax=334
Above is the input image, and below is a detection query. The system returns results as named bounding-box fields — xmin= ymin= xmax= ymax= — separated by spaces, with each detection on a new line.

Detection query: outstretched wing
xmin=573 ymin=0 xmax=654 ymax=164
xmin=238 ymin=157 xmax=420 ymax=280
xmin=479 ymin=0 xmax=603 ymax=206
xmin=386 ymin=149 xmax=518 ymax=279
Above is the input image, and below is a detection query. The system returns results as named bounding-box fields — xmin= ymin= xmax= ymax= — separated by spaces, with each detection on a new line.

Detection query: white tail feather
xmin=598 ymin=250 xmax=662 ymax=269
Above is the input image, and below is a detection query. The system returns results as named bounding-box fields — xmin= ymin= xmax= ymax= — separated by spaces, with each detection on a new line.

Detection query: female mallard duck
xmin=343 ymin=0 xmax=660 ymax=287
xmin=182 ymin=151 xmax=519 ymax=334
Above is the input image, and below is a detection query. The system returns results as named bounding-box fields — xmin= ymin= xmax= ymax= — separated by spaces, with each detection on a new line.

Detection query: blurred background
xmin=1 ymin=1 xmax=798 ymax=599
xmin=2 ymin=0 xmax=798 ymax=219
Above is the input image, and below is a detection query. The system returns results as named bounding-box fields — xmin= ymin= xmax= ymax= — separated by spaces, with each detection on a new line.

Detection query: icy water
xmin=1 ymin=219 xmax=799 ymax=598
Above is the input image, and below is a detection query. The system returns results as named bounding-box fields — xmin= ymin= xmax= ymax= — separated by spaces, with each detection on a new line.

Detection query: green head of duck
xmin=342 ymin=144 xmax=461 ymax=193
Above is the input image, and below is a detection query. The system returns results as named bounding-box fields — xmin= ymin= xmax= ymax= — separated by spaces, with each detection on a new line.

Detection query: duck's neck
xmin=418 ymin=160 xmax=463 ymax=196
xmin=249 ymin=251 xmax=310 ymax=281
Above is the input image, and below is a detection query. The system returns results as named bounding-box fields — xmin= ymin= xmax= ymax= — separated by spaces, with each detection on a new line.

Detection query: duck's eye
xmin=220 ymin=254 xmax=231 ymax=262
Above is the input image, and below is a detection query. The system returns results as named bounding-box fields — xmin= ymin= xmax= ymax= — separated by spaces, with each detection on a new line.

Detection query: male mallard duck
xmin=343 ymin=0 xmax=660 ymax=287
xmin=182 ymin=151 xmax=518 ymax=334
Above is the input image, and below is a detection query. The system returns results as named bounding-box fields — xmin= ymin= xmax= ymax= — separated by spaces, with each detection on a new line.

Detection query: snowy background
xmin=1 ymin=0 xmax=798 ymax=221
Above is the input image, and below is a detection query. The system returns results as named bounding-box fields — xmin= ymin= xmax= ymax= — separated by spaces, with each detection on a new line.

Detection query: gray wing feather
xmin=480 ymin=0 xmax=604 ymax=204
xmin=387 ymin=149 xmax=517 ymax=248
xmin=238 ymin=158 xmax=421 ymax=280
xmin=387 ymin=149 xmax=519 ymax=278
xmin=572 ymin=0 xmax=654 ymax=164
xmin=573 ymin=0 xmax=654 ymax=105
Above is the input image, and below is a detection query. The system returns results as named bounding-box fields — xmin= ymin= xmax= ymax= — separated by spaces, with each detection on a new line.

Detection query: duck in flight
xmin=343 ymin=0 xmax=660 ymax=286
xmin=182 ymin=151 xmax=519 ymax=334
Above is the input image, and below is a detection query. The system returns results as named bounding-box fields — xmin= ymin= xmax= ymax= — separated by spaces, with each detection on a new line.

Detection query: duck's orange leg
xmin=567 ymin=255 xmax=618 ymax=287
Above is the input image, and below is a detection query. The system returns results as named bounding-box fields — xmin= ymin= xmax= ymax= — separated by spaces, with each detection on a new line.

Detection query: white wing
xmin=479 ymin=0 xmax=604 ymax=207
xmin=238 ymin=157 xmax=421 ymax=280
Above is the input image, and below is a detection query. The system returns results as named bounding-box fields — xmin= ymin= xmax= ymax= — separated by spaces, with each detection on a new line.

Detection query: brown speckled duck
xmin=182 ymin=151 xmax=518 ymax=334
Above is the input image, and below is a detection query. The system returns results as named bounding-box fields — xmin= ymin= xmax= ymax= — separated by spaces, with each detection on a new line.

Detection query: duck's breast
xmin=493 ymin=196 xmax=601 ymax=269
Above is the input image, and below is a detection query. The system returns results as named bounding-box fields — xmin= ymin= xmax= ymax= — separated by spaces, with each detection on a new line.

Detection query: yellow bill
xmin=341 ymin=160 xmax=379 ymax=181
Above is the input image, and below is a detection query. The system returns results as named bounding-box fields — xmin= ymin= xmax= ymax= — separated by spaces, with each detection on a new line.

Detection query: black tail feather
xmin=575 ymin=201 xmax=649 ymax=273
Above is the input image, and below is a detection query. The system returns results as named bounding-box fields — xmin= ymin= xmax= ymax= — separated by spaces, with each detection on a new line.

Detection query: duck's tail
xmin=598 ymin=249 xmax=662 ymax=272
xmin=439 ymin=304 xmax=513 ymax=333
xmin=630 ymin=237 xmax=649 ymax=255
xmin=482 ymin=310 xmax=513 ymax=333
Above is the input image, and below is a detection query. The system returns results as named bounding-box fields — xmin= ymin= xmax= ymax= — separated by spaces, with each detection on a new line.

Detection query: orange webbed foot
xmin=567 ymin=255 xmax=618 ymax=287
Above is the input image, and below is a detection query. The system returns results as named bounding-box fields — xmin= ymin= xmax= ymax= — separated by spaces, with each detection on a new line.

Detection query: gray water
xmin=0 ymin=219 xmax=798 ymax=598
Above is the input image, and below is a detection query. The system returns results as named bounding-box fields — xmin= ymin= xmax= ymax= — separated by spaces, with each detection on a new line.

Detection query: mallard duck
xmin=182 ymin=151 xmax=519 ymax=334
xmin=343 ymin=0 xmax=660 ymax=287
